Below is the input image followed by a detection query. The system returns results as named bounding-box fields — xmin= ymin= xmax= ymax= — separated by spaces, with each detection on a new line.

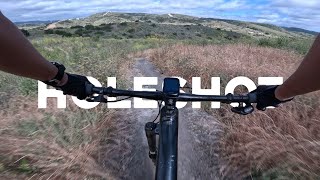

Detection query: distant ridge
xmin=15 ymin=20 xmax=57 ymax=25
xmin=282 ymin=27 xmax=318 ymax=35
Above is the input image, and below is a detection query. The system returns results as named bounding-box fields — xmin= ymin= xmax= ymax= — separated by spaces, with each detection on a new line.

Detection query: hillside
xmin=18 ymin=12 xmax=315 ymax=55
xmin=44 ymin=12 xmax=316 ymax=38
xmin=15 ymin=20 xmax=56 ymax=30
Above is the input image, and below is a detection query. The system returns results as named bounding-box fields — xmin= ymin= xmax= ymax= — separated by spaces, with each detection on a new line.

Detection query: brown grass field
xmin=148 ymin=44 xmax=320 ymax=179
xmin=0 ymin=37 xmax=136 ymax=179
xmin=0 ymin=36 xmax=319 ymax=179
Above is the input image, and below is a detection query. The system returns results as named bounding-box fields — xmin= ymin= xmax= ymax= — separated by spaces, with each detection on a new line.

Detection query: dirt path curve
xmin=107 ymin=58 xmax=223 ymax=179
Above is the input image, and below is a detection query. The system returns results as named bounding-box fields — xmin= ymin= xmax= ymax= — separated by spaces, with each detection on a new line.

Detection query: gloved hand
xmin=56 ymin=73 xmax=92 ymax=100
xmin=250 ymin=85 xmax=293 ymax=111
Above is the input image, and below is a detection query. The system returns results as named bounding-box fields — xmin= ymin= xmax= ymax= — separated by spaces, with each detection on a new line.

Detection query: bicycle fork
xmin=145 ymin=122 xmax=159 ymax=164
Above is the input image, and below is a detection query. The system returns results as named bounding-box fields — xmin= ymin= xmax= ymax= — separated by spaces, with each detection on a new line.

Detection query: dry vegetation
xmin=0 ymin=37 xmax=144 ymax=179
xmin=0 ymin=34 xmax=317 ymax=179
xmin=0 ymin=97 xmax=117 ymax=179
xmin=148 ymin=44 xmax=320 ymax=179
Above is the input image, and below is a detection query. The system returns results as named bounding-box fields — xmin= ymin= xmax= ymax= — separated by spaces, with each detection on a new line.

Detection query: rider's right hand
xmin=250 ymin=85 xmax=293 ymax=111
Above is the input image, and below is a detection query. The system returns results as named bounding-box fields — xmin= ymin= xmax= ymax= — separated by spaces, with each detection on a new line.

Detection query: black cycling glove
xmin=56 ymin=73 xmax=92 ymax=100
xmin=251 ymin=85 xmax=293 ymax=111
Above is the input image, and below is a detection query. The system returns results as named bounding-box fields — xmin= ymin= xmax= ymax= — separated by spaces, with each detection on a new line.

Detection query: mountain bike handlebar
xmin=85 ymin=83 xmax=257 ymax=106
xmin=84 ymin=78 xmax=258 ymax=180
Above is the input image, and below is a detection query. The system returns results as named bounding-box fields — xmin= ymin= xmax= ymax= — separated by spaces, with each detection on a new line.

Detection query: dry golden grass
xmin=0 ymin=37 xmax=138 ymax=179
xmin=1 ymin=36 xmax=179 ymax=179
xmin=148 ymin=44 xmax=320 ymax=179
xmin=0 ymin=96 xmax=124 ymax=179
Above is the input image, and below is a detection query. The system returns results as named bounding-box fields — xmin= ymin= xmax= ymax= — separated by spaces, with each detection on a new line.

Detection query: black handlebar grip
xmin=85 ymin=82 xmax=94 ymax=96
xmin=248 ymin=92 xmax=258 ymax=103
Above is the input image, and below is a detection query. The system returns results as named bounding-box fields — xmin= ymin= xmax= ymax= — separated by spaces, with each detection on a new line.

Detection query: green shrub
xmin=54 ymin=30 xmax=72 ymax=37
xmin=74 ymin=29 xmax=84 ymax=36
xmin=100 ymin=24 xmax=113 ymax=32
xmin=85 ymin=25 xmax=95 ymax=30
xmin=258 ymin=37 xmax=289 ymax=48
xmin=21 ymin=29 xmax=30 ymax=37
xmin=156 ymin=17 xmax=165 ymax=23
xmin=120 ymin=22 xmax=128 ymax=26
xmin=44 ymin=29 xmax=54 ymax=34
xmin=83 ymin=30 xmax=93 ymax=34
xmin=257 ymin=37 xmax=313 ymax=54
xmin=127 ymin=28 xmax=135 ymax=33
xmin=93 ymin=26 xmax=102 ymax=30
xmin=70 ymin=25 xmax=83 ymax=29
xmin=95 ymin=31 xmax=104 ymax=35
xmin=224 ymin=35 xmax=232 ymax=40
xmin=17 ymin=159 xmax=33 ymax=173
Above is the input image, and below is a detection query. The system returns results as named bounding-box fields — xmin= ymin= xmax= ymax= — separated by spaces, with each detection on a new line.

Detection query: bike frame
xmin=155 ymin=99 xmax=179 ymax=180
xmin=144 ymin=94 xmax=179 ymax=180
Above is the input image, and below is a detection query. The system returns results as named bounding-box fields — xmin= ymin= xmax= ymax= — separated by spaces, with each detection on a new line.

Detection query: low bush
xmin=20 ymin=29 xmax=30 ymax=37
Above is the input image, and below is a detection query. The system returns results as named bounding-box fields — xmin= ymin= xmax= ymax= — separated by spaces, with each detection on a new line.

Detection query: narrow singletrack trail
xmin=104 ymin=58 xmax=223 ymax=180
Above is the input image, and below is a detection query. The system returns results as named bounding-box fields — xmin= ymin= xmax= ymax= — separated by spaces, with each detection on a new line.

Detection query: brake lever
xmin=231 ymin=104 xmax=254 ymax=115
xmin=86 ymin=94 xmax=108 ymax=102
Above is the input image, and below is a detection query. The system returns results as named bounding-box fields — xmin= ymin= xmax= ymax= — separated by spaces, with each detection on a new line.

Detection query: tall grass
xmin=147 ymin=44 xmax=320 ymax=179
xmin=257 ymin=37 xmax=313 ymax=55
xmin=0 ymin=35 xmax=316 ymax=178
xmin=0 ymin=37 xmax=162 ymax=178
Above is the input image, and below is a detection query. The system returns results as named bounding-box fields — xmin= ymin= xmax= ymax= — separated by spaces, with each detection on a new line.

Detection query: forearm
xmin=0 ymin=12 xmax=57 ymax=81
xmin=276 ymin=34 xmax=320 ymax=100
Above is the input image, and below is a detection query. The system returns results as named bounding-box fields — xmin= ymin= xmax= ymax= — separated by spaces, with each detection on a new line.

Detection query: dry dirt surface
xmin=44 ymin=22 xmax=57 ymax=30
xmin=107 ymin=58 xmax=223 ymax=179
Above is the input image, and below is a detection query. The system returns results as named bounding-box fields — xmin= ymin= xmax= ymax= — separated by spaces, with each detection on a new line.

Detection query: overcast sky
xmin=1 ymin=0 xmax=319 ymax=32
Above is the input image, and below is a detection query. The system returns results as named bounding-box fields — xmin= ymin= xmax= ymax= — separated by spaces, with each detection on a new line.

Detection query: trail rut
xmin=104 ymin=58 xmax=223 ymax=179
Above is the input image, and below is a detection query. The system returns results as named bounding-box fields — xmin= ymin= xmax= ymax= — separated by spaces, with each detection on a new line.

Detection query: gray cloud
xmin=252 ymin=0 xmax=320 ymax=31
xmin=0 ymin=0 xmax=319 ymax=31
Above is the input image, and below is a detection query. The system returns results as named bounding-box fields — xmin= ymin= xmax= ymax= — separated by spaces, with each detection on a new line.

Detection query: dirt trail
xmin=105 ymin=58 xmax=223 ymax=179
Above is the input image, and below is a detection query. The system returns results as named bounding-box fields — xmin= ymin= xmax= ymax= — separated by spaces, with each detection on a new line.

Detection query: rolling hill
xmin=41 ymin=12 xmax=317 ymax=38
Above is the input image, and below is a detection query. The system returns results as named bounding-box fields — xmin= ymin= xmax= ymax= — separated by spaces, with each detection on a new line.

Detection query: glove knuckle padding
xmin=253 ymin=85 xmax=282 ymax=110
xmin=60 ymin=73 xmax=90 ymax=100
